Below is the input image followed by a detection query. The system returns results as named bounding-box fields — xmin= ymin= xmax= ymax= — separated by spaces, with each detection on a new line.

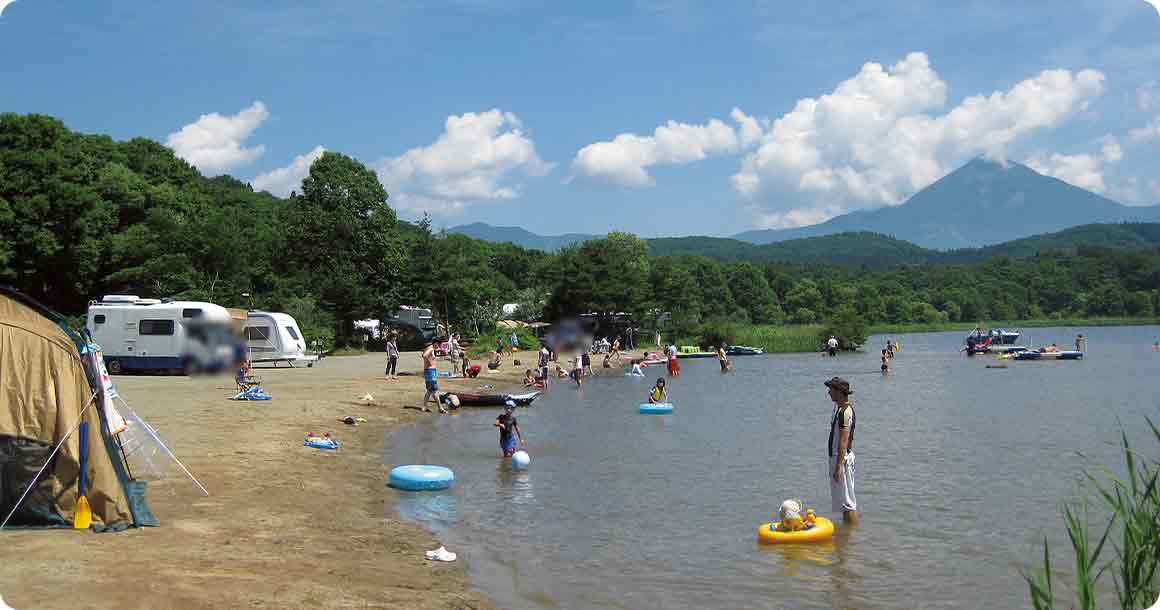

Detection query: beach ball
xmin=512 ymin=450 xmax=531 ymax=469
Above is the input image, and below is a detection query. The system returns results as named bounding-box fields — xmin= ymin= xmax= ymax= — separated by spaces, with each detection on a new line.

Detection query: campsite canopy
xmin=0 ymin=287 xmax=152 ymax=531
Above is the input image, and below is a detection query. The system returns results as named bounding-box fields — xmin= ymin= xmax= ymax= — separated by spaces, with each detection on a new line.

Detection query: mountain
xmin=732 ymin=158 xmax=1160 ymax=249
xmin=447 ymin=222 xmax=596 ymax=251
xmin=650 ymin=222 xmax=1160 ymax=268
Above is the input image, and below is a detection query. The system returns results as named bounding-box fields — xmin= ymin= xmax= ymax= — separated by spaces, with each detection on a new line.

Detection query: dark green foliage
xmin=818 ymin=306 xmax=868 ymax=350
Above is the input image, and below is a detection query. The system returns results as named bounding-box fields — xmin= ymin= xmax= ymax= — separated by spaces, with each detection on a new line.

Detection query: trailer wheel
xmin=106 ymin=359 xmax=122 ymax=375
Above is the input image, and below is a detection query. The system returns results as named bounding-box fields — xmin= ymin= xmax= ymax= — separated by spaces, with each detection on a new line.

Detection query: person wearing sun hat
xmin=824 ymin=376 xmax=859 ymax=524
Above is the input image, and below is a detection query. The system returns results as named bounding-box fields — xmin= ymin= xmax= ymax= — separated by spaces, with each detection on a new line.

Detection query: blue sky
xmin=2 ymin=0 xmax=1159 ymax=237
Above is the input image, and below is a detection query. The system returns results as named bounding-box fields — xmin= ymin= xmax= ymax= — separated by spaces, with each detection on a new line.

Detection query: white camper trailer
xmin=242 ymin=311 xmax=316 ymax=367
xmin=86 ymin=295 xmax=236 ymax=374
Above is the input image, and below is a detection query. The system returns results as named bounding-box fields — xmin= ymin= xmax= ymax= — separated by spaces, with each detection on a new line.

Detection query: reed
xmin=1024 ymin=419 xmax=1160 ymax=609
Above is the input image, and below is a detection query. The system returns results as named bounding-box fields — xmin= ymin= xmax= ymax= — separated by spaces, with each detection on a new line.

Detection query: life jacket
xmin=650 ymin=386 xmax=664 ymax=402
xmin=828 ymin=402 xmax=856 ymax=458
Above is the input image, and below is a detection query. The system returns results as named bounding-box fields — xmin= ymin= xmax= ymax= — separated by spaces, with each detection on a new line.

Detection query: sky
xmin=2 ymin=1 xmax=1159 ymax=238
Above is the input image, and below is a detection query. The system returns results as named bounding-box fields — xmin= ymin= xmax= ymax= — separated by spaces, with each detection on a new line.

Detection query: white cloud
xmin=0 ymin=0 xmax=18 ymax=18
xmin=571 ymin=108 xmax=765 ymax=187
xmin=250 ymin=146 xmax=325 ymax=196
xmin=732 ymin=52 xmax=1106 ymax=228
xmin=1129 ymin=115 xmax=1160 ymax=142
xmin=376 ymin=109 xmax=551 ymax=216
xmin=166 ymin=101 xmax=269 ymax=175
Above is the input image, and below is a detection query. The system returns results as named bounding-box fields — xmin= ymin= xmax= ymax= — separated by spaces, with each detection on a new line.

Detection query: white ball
xmin=512 ymin=450 xmax=531 ymax=469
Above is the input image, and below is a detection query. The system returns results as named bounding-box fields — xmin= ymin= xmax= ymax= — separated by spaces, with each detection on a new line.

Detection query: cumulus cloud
xmin=376 ymin=109 xmax=551 ymax=216
xmin=571 ymin=108 xmax=765 ymax=187
xmin=166 ymin=101 xmax=269 ymax=175
xmin=250 ymin=146 xmax=325 ymax=197
xmin=1129 ymin=116 xmax=1160 ymax=143
xmin=1026 ymin=136 xmax=1121 ymax=194
xmin=732 ymin=52 xmax=1105 ymax=228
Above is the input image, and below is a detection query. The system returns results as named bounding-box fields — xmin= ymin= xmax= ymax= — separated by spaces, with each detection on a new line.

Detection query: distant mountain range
xmin=731 ymin=158 xmax=1160 ymax=249
xmin=649 ymin=223 xmax=1160 ymax=268
xmin=446 ymin=222 xmax=596 ymax=251
xmin=451 ymin=158 xmax=1160 ymax=252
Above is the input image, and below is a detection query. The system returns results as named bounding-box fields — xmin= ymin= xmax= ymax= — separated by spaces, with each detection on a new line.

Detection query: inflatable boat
xmin=445 ymin=391 xmax=540 ymax=407
xmin=1012 ymin=350 xmax=1083 ymax=361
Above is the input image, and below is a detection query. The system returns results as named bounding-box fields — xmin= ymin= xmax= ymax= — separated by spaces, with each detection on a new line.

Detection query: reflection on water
xmin=384 ymin=327 xmax=1160 ymax=610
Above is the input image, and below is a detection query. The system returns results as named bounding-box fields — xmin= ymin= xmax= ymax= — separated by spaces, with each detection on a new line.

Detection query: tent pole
xmin=132 ymin=415 xmax=210 ymax=496
xmin=1 ymin=392 xmax=97 ymax=531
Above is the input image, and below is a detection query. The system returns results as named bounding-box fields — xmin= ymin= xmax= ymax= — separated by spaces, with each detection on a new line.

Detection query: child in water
xmin=494 ymin=401 xmax=524 ymax=457
xmin=648 ymin=378 xmax=668 ymax=404
xmin=881 ymin=349 xmax=890 ymax=374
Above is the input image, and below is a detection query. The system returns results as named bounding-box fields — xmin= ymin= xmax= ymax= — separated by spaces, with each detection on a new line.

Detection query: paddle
xmin=73 ymin=420 xmax=92 ymax=530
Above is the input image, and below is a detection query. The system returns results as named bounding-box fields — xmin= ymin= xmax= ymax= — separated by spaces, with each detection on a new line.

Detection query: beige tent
xmin=1 ymin=287 xmax=151 ymax=530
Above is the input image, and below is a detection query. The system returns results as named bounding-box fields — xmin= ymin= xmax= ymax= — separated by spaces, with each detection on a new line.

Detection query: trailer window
xmin=285 ymin=326 xmax=300 ymax=340
xmin=245 ymin=326 xmax=271 ymax=341
xmin=139 ymin=319 xmax=174 ymax=335
xmin=93 ymin=314 xmax=106 ymax=324
xmin=182 ymin=308 xmax=203 ymax=318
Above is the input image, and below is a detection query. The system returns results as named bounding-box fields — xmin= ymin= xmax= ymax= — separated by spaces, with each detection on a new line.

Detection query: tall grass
xmin=870 ymin=317 xmax=1160 ymax=336
xmin=1025 ymin=420 xmax=1160 ymax=609
xmin=733 ymin=324 xmax=823 ymax=353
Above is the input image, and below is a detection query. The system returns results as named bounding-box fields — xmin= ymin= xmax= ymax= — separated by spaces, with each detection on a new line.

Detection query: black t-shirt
xmin=496 ymin=412 xmax=518 ymax=442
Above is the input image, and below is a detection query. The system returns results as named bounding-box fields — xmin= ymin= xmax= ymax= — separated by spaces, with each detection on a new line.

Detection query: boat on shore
xmin=445 ymin=391 xmax=540 ymax=407
xmin=726 ymin=345 xmax=764 ymax=356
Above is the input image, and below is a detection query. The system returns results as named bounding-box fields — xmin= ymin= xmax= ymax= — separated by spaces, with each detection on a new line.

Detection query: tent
xmin=0 ymin=286 xmax=154 ymax=531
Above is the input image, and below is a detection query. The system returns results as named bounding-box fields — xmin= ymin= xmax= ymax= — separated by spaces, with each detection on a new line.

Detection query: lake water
xmin=383 ymin=327 xmax=1160 ymax=609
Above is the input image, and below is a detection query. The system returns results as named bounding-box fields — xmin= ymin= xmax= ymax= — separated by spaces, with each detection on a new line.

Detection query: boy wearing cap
xmin=825 ymin=376 xmax=859 ymax=524
xmin=494 ymin=401 xmax=524 ymax=457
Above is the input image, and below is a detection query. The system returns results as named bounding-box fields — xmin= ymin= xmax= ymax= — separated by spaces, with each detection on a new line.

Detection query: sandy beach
xmin=0 ymin=350 xmax=543 ymax=610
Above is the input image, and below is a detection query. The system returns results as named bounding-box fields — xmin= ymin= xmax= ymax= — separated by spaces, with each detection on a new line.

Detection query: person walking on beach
xmin=610 ymin=336 xmax=622 ymax=365
xmin=824 ymin=377 xmax=859 ymax=524
xmin=495 ymin=401 xmax=524 ymax=457
xmin=385 ymin=333 xmax=400 ymax=379
xmin=537 ymin=344 xmax=551 ymax=387
xmin=423 ymin=338 xmax=447 ymax=413
xmin=581 ymin=350 xmax=592 ymax=377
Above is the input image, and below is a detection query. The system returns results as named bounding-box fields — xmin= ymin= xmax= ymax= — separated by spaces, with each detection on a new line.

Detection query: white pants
xmin=829 ymin=452 xmax=857 ymax=513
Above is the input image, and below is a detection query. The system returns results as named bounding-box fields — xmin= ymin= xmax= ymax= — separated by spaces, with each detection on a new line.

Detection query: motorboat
xmin=726 ymin=345 xmax=765 ymax=356
xmin=1011 ymin=349 xmax=1083 ymax=361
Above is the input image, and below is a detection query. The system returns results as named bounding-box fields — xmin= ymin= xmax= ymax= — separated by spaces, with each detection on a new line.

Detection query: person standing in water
xmin=716 ymin=344 xmax=731 ymax=373
xmin=422 ymin=337 xmax=446 ymax=414
xmin=826 ymin=335 xmax=839 ymax=357
xmin=648 ymin=378 xmax=668 ymax=404
xmin=824 ymin=377 xmax=859 ymax=524
xmin=572 ymin=352 xmax=584 ymax=386
xmin=880 ymin=349 xmax=890 ymax=374
xmin=1075 ymin=334 xmax=1086 ymax=352
xmin=494 ymin=400 xmax=524 ymax=457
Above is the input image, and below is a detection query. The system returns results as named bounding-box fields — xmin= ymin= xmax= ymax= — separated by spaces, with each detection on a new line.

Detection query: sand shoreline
xmin=1 ymin=350 xmax=541 ymax=610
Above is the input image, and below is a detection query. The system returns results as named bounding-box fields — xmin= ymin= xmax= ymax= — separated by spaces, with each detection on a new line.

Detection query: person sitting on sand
xmin=555 ymin=364 xmax=569 ymax=378
xmin=649 ymin=378 xmax=668 ymax=404
xmin=438 ymin=393 xmax=461 ymax=411
xmin=523 ymin=369 xmax=537 ymax=387
xmin=495 ymin=401 xmax=524 ymax=457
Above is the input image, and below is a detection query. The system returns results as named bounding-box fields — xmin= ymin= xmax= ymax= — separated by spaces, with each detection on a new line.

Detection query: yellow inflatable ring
xmin=757 ymin=517 xmax=835 ymax=544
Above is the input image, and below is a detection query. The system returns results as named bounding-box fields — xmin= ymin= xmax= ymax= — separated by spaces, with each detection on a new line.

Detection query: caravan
xmin=86 ymin=295 xmax=238 ymax=374
xmin=242 ymin=311 xmax=317 ymax=367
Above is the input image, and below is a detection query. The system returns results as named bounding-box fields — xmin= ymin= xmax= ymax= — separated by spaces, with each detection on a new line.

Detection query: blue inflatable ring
xmin=389 ymin=465 xmax=455 ymax=491
xmin=639 ymin=403 xmax=674 ymax=414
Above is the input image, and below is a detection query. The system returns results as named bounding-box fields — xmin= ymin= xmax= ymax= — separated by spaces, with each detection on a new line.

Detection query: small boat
xmin=675 ymin=351 xmax=716 ymax=359
xmin=726 ymin=345 xmax=764 ymax=356
xmin=965 ymin=328 xmax=1023 ymax=355
xmin=1012 ymin=350 xmax=1083 ymax=361
xmin=449 ymin=391 xmax=540 ymax=407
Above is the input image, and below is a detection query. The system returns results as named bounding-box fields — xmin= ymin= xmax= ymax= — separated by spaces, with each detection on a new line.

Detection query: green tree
xmin=282 ymin=152 xmax=404 ymax=344
xmin=819 ymin=305 xmax=868 ymax=349
xmin=728 ymin=262 xmax=782 ymax=323
xmin=545 ymin=232 xmax=650 ymax=318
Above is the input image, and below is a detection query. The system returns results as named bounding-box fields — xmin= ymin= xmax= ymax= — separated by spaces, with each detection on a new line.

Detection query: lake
xmin=383 ymin=327 xmax=1160 ymax=609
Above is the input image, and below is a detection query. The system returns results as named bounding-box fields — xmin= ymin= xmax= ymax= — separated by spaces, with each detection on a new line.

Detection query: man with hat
xmin=825 ymin=376 xmax=859 ymax=524
xmin=494 ymin=400 xmax=525 ymax=457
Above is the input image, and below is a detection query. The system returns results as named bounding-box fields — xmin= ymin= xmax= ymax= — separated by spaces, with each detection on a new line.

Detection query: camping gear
xmin=231 ymin=385 xmax=272 ymax=401
xmin=451 ymin=391 xmax=539 ymax=407
xmin=72 ymin=421 xmax=93 ymax=529
xmin=389 ymin=465 xmax=454 ymax=491
xmin=1 ymin=286 xmax=153 ymax=531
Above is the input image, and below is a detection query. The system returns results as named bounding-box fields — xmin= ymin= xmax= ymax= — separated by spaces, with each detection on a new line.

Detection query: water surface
xmin=385 ymin=327 xmax=1159 ymax=609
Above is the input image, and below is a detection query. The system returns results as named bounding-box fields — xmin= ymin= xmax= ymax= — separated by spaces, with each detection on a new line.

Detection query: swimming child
xmin=494 ymin=401 xmax=524 ymax=457
xmin=648 ymin=378 xmax=668 ymax=404
xmin=880 ymin=349 xmax=890 ymax=374
xmin=629 ymin=360 xmax=645 ymax=377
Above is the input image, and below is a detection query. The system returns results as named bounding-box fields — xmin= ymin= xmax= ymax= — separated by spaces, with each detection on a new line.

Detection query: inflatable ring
xmin=639 ymin=403 xmax=674 ymax=414
xmin=389 ymin=465 xmax=455 ymax=491
xmin=757 ymin=517 xmax=835 ymax=544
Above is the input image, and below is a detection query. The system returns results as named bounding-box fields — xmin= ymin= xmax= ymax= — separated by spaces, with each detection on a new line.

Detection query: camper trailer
xmin=86 ymin=295 xmax=237 ymax=374
xmin=388 ymin=306 xmax=439 ymax=340
xmin=243 ymin=311 xmax=317 ymax=367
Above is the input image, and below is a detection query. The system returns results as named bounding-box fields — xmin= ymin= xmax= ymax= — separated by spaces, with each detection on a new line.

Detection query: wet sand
xmin=0 ymin=350 xmax=537 ymax=610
